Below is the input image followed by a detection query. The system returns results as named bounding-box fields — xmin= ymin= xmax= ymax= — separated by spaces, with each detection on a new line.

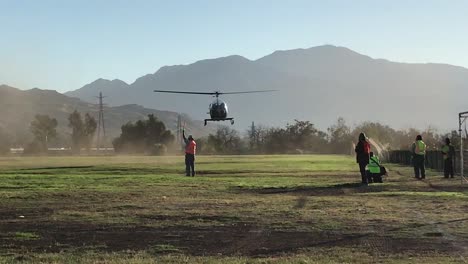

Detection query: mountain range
xmin=65 ymin=45 xmax=468 ymax=131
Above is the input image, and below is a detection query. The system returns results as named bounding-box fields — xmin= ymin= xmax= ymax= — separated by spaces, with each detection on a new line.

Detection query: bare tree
xmin=208 ymin=126 xmax=242 ymax=154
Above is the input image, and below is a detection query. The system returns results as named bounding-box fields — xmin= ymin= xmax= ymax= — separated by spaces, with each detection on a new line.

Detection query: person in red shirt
xmin=355 ymin=132 xmax=371 ymax=185
xmin=183 ymin=129 xmax=196 ymax=176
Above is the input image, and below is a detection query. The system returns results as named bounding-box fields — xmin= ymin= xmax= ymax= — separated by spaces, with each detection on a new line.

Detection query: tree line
xmin=0 ymin=113 xmax=465 ymax=155
xmin=196 ymin=118 xmax=466 ymax=155
xmin=23 ymin=111 xmax=98 ymax=154
xmin=0 ymin=112 xmax=175 ymax=155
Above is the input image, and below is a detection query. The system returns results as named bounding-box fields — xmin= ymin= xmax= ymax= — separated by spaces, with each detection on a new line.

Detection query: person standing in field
xmin=441 ymin=138 xmax=455 ymax=178
xmin=355 ymin=132 xmax=371 ymax=185
xmin=183 ymin=129 xmax=196 ymax=177
xmin=411 ymin=135 xmax=426 ymax=179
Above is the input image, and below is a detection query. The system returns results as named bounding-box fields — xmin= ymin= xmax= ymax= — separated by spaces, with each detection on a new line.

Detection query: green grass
xmin=12 ymin=232 xmax=40 ymax=241
xmin=0 ymin=155 xmax=466 ymax=263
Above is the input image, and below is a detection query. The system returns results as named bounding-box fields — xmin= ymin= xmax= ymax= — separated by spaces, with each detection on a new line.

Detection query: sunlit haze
xmin=1 ymin=0 xmax=468 ymax=92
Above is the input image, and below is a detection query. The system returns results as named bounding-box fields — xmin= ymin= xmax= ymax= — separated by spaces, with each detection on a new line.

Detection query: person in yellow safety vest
xmin=367 ymin=152 xmax=387 ymax=183
xmin=411 ymin=135 xmax=426 ymax=179
xmin=441 ymin=138 xmax=455 ymax=178
xmin=182 ymin=129 xmax=197 ymax=177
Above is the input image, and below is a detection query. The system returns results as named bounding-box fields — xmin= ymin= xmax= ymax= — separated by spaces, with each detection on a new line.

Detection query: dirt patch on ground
xmin=0 ymin=217 xmax=459 ymax=257
xmin=234 ymin=180 xmax=467 ymax=197
xmin=232 ymin=183 xmax=382 ymax=196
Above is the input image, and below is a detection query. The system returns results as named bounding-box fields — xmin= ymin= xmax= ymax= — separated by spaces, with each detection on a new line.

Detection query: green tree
xmin=84 ymin=113 xmax=97 ymax=150
xmin=285 ymin=120 xmax=328 ymax=153
xmin=327 ymin=117 xmax=352 ymax=154
xmin=29 ymin=114 xmax=58 ymax=152
xmin=260 ymin=120 xmax=328 ymax=154
xmin=68 ymin=111 xmax=98 ymax=153
xmin=68 ymin=110 xmax=85 ymax=153
xmin=145 ymin=114 xmax=174 ymax=146
xmin=112 ymin=114 xmax=174 ymax=154
xmin=246 ymin=123 xmax=269 ymax=153
xmin=264 ymin=127 xmax=288 ymax=154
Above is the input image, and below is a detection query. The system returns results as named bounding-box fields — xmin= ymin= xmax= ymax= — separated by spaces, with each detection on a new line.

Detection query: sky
xmin=1 ymin=0 xmax=468 ymax=93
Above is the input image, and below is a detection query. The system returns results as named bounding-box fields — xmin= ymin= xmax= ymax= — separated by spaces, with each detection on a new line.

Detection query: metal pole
xmin=460 ymin=127 xmax=463 ymax=184
xmin=459 ymin=111 xmax=468 ymax=184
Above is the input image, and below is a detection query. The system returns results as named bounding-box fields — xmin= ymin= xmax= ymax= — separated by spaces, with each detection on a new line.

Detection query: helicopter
xmin=153 ymin=89 xmax=276 ymax=126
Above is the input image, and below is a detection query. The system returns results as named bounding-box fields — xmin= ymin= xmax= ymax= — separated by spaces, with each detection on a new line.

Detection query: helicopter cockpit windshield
xmin=210 ymin=100 xmax=227 ymax=109
xmin=210 ymin=100 xmax=228 ymax=118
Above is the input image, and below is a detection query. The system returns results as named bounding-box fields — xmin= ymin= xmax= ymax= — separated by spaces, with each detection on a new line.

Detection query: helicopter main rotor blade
xmin=154 ymin=90 xmax=217 ymax=95
xmin=154 ymin=89 xmax=278 ymax=95
xmin=220 ymin=90 xmax=277 ymax=95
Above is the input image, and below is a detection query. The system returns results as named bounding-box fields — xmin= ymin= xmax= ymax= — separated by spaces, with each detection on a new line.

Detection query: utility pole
xmin=177 ymin=115 xmax=187 ymax=151
xmin=176 ymin=114 xmax=182 ymax=144
xmin=459 ymin=111 xmax=468 ymax=184
xmin=96 ymin=92 xmax=106 ymax=151
xmin=250 ymin=121 xmax=256 ymax=150
xmin=251 ymin=121 xmax=256 ymax=138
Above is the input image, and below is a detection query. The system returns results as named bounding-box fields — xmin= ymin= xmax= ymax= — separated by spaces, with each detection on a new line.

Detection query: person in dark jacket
xmin=355 ymin=132 xmax=371 ymax=185
xmin=441 ymin=138 xmax=455 ymax=178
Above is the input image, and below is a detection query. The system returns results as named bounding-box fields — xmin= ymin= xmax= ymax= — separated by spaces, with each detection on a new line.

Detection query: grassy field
xmin=0 ymin=155 xmax=467 ymax=263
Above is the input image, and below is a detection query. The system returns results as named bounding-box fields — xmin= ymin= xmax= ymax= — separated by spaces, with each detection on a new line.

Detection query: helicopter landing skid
xmin=204 ymin=118 xmax=234 ymax=126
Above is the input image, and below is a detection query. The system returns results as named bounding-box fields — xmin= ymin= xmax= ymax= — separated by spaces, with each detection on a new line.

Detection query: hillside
xmin=0 ymin=85 xmax=212 ymax=146
xmin=66 ymin=45 xmax=468 ymax=131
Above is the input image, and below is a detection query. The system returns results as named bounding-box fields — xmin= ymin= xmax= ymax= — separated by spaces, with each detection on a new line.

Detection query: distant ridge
xmin=0 ymin=85 xmax=213 ymax=145
xmin=65 ymin=45 xmax=468 ymax=130
xmin=66 ymin=78 xmax=129 ymax=101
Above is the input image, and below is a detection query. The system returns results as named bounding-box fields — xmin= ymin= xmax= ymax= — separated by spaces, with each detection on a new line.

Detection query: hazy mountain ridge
xmin=0 ymin=85 xmax=212 ymax=146
xmin=65 ymin=78 xmax=130 ymax=101
xmin=66 ymin=45 xmax=468 ymax=130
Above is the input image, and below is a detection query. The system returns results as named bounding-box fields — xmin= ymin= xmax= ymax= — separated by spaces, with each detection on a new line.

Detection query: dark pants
xmin=359 ymin=161 xmax=368 ymax=184
xmin=185 ymin=153 xmax=195 ymax=176
xmin=367 ymin=167 xmax=386 ymax=183
xmin=413 ymin=155 xmax=425 ymax=179
xmin=444 ymin=158 xmax=454 ymax=178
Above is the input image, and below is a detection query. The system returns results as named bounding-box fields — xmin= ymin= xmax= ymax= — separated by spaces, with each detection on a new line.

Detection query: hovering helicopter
xmin=153 ymin=89 xmax=276 ymax=126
